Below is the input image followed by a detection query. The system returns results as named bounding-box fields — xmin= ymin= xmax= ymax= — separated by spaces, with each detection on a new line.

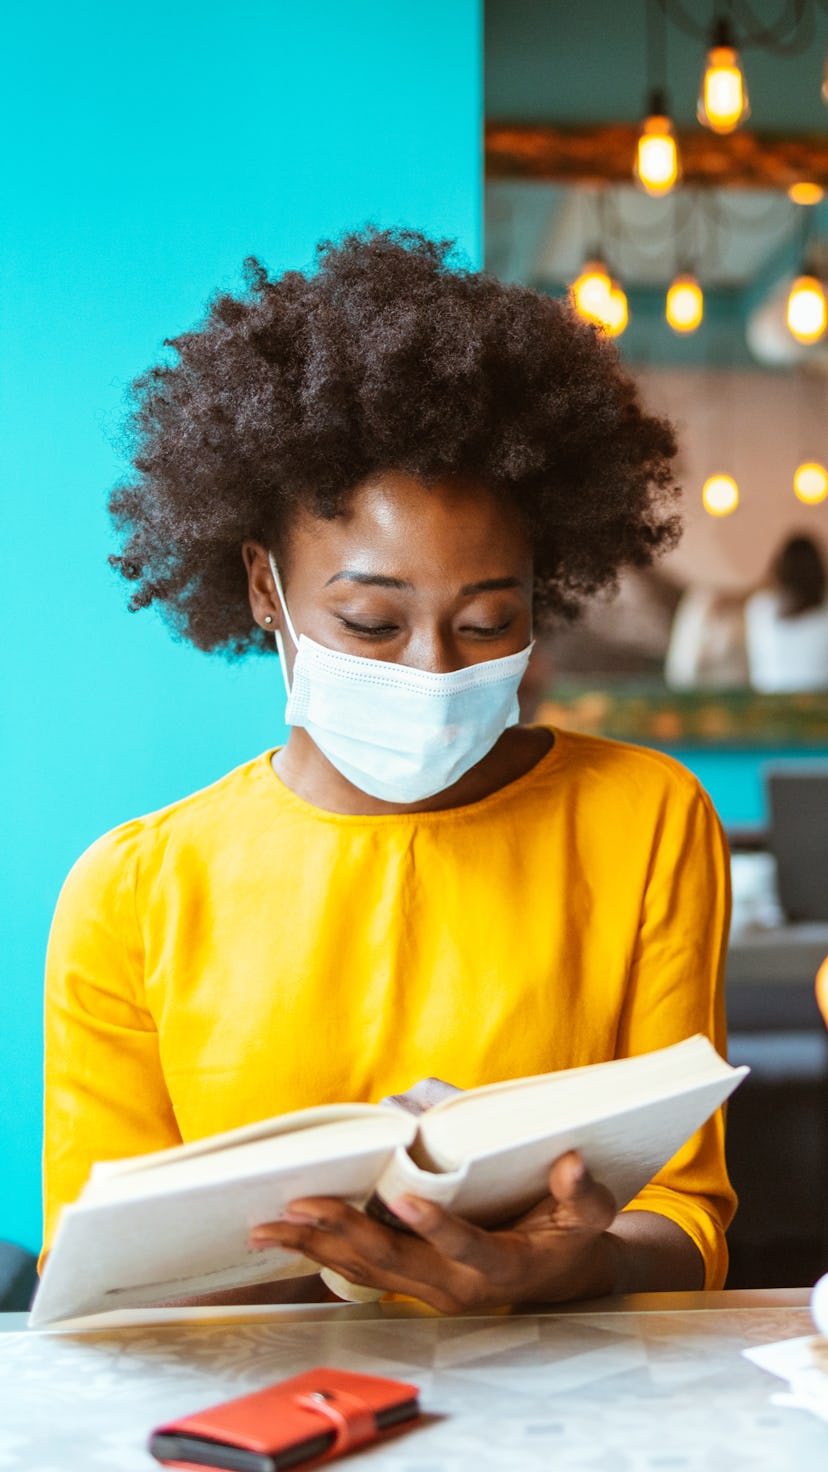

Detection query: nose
xmin=403 ymin=626 xmax=464 ymax=674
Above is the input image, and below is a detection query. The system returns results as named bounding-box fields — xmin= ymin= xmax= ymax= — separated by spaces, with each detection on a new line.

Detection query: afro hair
xmin=109 ymin=226 xmax=681 ymax=656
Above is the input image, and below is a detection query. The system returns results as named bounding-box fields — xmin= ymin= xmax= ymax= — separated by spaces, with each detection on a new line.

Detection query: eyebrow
xmin=325 ymin=572 xmax=525 ymax=596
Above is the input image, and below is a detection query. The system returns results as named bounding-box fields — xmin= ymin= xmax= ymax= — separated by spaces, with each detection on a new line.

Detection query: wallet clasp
xmin=293 ymin=1387 xmax=376 ymax=1457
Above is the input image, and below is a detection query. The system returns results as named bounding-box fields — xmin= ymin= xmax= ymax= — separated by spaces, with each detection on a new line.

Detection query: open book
xmin=30 ymin=1035 xmax=747 ymax=1326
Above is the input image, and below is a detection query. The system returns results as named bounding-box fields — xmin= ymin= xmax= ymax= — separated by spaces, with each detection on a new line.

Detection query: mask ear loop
xmin=267 ymin=552 xmax=299 ymax=699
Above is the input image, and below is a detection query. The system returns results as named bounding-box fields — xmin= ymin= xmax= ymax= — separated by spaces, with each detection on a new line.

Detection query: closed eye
xmin=338 ymin=617 xmax=400 ymax=637
xmin=459 ymin=620 xmax=514 ymax=637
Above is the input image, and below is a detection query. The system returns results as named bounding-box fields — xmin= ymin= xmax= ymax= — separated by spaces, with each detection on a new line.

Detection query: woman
xmin=43 ymin=229 xmax=734 ymax=1312
xmin=745 ymin=534 xmax=828 ymax=692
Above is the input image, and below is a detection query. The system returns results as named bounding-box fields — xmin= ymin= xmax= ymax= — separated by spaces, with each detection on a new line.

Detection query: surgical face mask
xmin=267 ymin=554 xmax=533 ymax=804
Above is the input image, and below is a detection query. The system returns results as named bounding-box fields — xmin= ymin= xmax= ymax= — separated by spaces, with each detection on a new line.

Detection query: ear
xmin=242 ymin=542 xmax=281 ymax=632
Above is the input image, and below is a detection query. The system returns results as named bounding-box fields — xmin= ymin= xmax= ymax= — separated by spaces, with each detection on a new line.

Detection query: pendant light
xmin=605 ymin=279 xmax=629 ymax=337
xmin=666 ymin=272 xmax=704 ymax=333
xmin=571 ymin=260 xmax=628 ymax=338
xmin=635 ymin=88 xmax=681 ymax=198
xmin=571 ymin=259 xmax=613 ymax=324
xmin=702 ymin=474 xmax=739 ymax=517
xmin=788 ymin=183 xmax=824 ymax=207
xmin=698 ymin=18 xmax=750 ymax=134
xmin=794 ymin=461 xmax=828 ymax=505
xmin=786 ymin=275 xmax=828 ymax=344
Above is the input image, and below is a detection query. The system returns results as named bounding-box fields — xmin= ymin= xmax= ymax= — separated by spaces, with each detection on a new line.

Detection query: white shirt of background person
xmin=744 ymin=589 xmax=828 ymax=693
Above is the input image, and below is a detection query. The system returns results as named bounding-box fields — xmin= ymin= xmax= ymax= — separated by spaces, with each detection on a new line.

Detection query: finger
xmin=265 ymin=1193 xmax=490 ymax=1275
xmin=387 ymin=1194 xmax=506 ymax=1276
xmin=249 ymin=1198 xmax=473 ymax=1310
xmin=543 ymin=1150 xmax=616 ymax=1232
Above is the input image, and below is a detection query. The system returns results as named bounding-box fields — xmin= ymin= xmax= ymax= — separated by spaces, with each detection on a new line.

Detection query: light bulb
xmin=665 ymin=273 xmax=704 ymax=333
xmin=571 ymin=260 xmax=612 ymax=324
xmin=794 ymin=461 xmax=828 ymax=504
xmin=786 ymin=275 xmax=828 ymax=344
xmin=788 ymin=182 xmax=824 ymax=206
xmin=817 ymin=956 xmax=828 ymax=1028
xmin=698 ymin=21 xmax=750 ymax=134
xmin=634 ymin=104 xmax=680 ymax=197
xmin=702 ymin=474 xmax=739 ymax=517
xmin=605 ymin=280 xmax=629 ymax=337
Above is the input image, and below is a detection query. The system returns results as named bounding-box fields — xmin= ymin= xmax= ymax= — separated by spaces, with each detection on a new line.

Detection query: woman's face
xmin=244 ymin=469 xmax=534 ymax=679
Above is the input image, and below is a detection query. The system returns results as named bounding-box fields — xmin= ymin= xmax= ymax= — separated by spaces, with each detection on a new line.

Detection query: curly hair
xmin=109 ymin=226 xmax=681 ymax=656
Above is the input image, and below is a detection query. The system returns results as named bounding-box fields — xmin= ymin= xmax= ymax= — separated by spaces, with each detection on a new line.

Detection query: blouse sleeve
xmin=617 ymin=773 xmax=736 ymax=1289
xmin=41 ymin=824 xmax=181 ymax=1268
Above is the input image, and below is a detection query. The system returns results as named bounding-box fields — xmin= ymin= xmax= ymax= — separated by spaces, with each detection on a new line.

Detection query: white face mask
xmin=268 ymin=554 xmax=533 ymax=804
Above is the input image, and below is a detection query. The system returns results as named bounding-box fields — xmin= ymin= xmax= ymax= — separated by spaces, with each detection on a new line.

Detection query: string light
xmin=634 ymin=90 xmax=681 ymax=197
xmin=702 ymin=474 xmax=739 ymax=517
xmin=697 ymin=19 xmax=750 ymax=134
xmin=786 ymin=275 xmax=828 ymax=344
xmin=665 ymin=272 xmax=704 ymax=333
xmin=794 ymin=461 xmax=828 ymax=504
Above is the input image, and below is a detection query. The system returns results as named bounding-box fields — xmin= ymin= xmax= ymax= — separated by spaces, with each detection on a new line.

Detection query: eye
xmin=459 ymin=619 xmax=514 ymax=638
xmin=338 ymin=617 xmax=400 ymax=638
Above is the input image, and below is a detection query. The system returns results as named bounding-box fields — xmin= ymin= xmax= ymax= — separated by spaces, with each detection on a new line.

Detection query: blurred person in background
xmin=745 ymin=534 xmax=828 ymax=693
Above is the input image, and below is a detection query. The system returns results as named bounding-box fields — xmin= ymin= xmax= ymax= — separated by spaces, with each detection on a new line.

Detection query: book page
xmin=418 ymin=1035 xmax=742 ymax=1169
xmin=83 ymin=1114 xmax=416 ymax=1204
xmin=90 ymin=1102 xmax=402 ymax=1181
xmin=31 ymin=1115 xmax=416 ymax=1326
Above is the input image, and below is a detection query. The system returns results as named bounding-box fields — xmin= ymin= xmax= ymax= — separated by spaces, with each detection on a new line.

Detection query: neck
xmin=271 ymin=726 xmax=554 ymax=816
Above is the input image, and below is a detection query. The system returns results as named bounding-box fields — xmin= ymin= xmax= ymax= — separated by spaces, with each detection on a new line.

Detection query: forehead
xmin=286 ymin=470 xmax=532 ymax=582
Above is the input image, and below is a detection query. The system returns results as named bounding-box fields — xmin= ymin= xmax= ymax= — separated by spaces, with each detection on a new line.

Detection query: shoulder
xmin=55 ymin=751 xmax=276 ymax=906
xmin=544 ymin=730 xmax=728 ymax=885
xmin=549 ymin=727 xmax=711 ymax=807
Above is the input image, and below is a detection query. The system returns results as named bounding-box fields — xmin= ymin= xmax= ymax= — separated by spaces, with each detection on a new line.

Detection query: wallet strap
xmin=294 ymin=1388 xmax=376 ymax=1457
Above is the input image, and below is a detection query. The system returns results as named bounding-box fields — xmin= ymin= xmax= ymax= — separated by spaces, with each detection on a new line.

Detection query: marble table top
xmin=1 ymin=1293 xmax=824 ymax=1470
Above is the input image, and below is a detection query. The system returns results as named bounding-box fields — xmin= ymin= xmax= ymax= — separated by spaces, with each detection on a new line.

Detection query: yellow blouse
xmin=42 ymin=729 xmax=735 ymax=1285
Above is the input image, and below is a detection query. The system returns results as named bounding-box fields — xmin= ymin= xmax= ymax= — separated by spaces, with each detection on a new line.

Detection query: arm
xmin=42 ymin=826 xmax=183 ymax=1268
xmin=43 ymin=825 xmax=328 ymax=1305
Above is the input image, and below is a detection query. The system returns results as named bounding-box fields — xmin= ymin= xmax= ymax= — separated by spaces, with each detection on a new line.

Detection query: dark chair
xmin=0 ymin=1241 xmax=38 ymax=1312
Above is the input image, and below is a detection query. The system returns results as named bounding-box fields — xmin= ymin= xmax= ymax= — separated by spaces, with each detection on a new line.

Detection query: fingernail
xmin=279 ymin=1208 xmax=320 ymax=1225
xmin=249 ymin=1236 xmax=299 ymax=1254
xmin=569 ymin=1155 xmax=588 ymax=1188
xmin=388 ymin=1195 xmax=427 ymax=1225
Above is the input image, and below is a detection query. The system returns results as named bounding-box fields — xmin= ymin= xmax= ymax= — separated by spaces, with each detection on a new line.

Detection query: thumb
xmin=518 ymin=1151 xmax=616 ymax=1235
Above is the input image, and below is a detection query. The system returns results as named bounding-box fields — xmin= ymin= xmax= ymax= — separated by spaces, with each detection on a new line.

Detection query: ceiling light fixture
xmin=634 ymin=88 xmax=681 ymax=197
xmin=702 ymin=474 xmax=739 ymax=517
xmin=697 ymin=18 xmax=750 ymax=134
xmin=665 ymin=272 xmax=704 ymax=333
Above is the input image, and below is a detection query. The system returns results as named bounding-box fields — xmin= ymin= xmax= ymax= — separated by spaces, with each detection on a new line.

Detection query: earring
xmin=264 ymin=614 xmax=273 ymax=625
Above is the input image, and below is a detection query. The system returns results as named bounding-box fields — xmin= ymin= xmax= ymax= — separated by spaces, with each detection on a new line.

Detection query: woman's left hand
xmin=248 ymin=1150 xmax=618 ymax=1313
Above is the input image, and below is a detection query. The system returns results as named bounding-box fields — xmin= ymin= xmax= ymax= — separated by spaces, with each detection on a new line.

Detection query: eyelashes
xmin=337 ymin=617 xmax=514 ymax=640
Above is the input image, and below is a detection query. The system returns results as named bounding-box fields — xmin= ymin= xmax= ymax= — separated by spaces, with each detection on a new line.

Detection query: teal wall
xmin=659 ymin=749 xmax=828 ymax=829
xmin=1 ymin=1 xmax=482 ymax=1253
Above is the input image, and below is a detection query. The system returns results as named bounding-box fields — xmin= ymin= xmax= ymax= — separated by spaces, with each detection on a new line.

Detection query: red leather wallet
xmin=148 ymin=1366 xmax=421 ymax=1471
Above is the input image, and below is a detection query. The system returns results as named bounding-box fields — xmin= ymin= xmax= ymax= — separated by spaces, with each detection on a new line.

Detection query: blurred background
xmin=2 ymin=1 xmax=827 ymax=1297
xmin=488 ymin=0 xmax=828 ymax=826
